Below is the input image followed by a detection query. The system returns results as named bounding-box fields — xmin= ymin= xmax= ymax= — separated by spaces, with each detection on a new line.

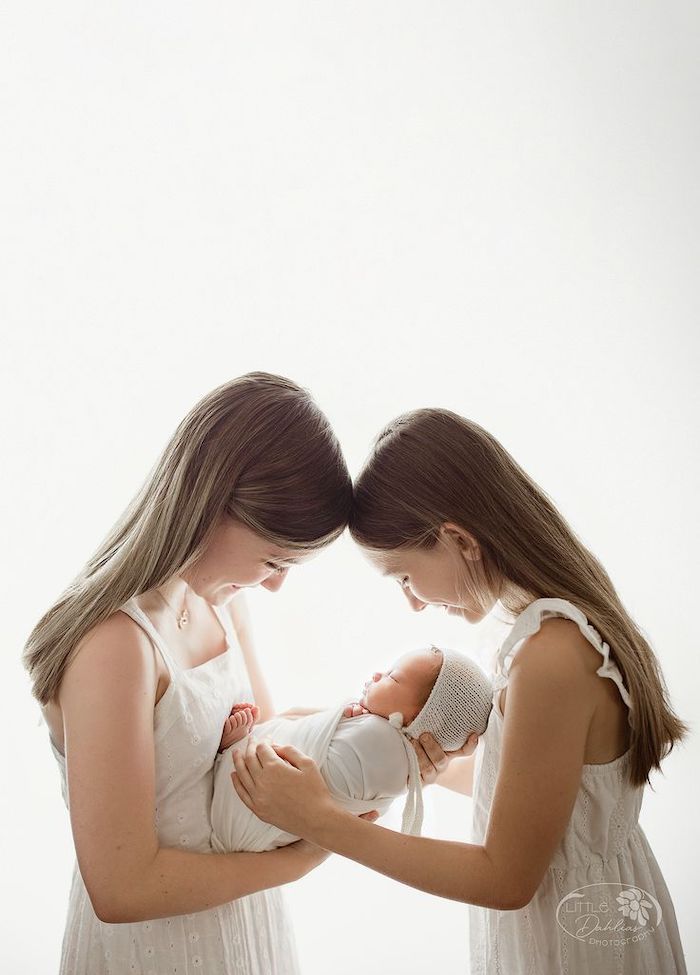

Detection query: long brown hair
xmin=350 ymin=408 xmax=689 ymax=788
xmin=23 ymin=372 xmax=352 ymax=706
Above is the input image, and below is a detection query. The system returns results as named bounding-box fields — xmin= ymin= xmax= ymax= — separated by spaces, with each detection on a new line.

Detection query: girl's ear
xmin=440 ymin=522 xmax=482 ymax=560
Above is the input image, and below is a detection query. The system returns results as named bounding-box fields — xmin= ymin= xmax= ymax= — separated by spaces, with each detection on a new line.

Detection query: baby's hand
xmin=218 ymin=703 xmax=260 ymax=753
xmin=343 ymin=700 xmax=370 ymax=718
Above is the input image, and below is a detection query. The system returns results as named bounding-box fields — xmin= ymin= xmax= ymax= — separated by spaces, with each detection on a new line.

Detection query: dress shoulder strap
xmin=211 ymin=603 xmax=238 ymax=648
xmin=118 ymin=598 xmax=179 ymax=680
xmin=494 ymin=597 xmax=633 ymax=712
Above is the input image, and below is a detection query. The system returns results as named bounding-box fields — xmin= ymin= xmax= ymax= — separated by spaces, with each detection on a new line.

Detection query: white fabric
xmin=211 ymin=707 xmax=410 ymax=852
xmin=47 ymin=596 xmax=301 ymax=974
xmin=469 ymin=597 xmax=687 ymax=975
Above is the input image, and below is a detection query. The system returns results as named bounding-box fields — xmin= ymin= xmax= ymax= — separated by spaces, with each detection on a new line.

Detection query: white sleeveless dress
xmin=469 ymin=597 xmax=687 ymax=975
xmin=47 ymin=596 xmax=302 ymax=974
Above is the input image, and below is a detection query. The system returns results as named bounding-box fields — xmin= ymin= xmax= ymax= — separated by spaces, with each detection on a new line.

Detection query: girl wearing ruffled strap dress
xmin=23 ymin=373 xmax=376 ymax=974
xmin=232 ymin=408 xmax=689 ymax=975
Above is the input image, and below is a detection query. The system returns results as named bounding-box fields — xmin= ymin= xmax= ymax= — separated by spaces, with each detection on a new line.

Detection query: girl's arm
xmin=227 ymin=591 xmax=275 ymax=722
xmin=232 ymin=624 xmax=596 ymax=910
xmin=58 ymin=612 xmax=328 ymax=924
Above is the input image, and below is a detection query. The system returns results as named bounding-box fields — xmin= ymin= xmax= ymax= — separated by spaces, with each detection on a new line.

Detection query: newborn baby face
xmin=360 ymin=647 xmax=443 ymax=725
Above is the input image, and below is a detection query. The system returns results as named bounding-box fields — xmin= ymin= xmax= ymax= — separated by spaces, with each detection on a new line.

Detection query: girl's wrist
xmin=307 ymin=803 xmax=358 ymax=850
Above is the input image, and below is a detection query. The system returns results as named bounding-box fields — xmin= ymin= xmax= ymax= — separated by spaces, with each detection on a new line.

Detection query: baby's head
xmin=360 ymin=645 xmax=493 ymax=751
xmin=360 ymin=647 xmax=444 ymax=726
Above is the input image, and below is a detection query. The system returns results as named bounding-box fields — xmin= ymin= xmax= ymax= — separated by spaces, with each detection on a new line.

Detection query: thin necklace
xmin=155 ymin=584 xmax=190 ymax=628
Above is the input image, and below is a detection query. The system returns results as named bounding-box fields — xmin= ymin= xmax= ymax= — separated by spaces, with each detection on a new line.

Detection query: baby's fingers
xmin=343 ymin=701 xmax=369 ymax=718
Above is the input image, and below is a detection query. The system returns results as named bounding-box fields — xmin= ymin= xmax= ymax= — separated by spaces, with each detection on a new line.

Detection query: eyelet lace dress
xmin=47 ymin=596 xmax=302 ymax=974
xmin=469 ymin=598 xmax=687 ymax=974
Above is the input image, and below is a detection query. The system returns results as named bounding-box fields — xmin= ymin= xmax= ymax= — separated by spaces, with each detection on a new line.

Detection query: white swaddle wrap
xmin=210 ymin=703 xmax=412 ymax=853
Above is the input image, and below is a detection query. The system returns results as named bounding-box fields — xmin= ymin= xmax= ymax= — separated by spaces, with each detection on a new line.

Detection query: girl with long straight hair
xmin=24 ymin=372 xmax=360 ymax=974
xmin=231 ymin=407 xmax=688 ymax=974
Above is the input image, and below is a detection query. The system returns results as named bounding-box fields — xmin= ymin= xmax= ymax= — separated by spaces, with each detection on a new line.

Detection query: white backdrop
xmin=1 ymin=2 xmax=698 ymax=972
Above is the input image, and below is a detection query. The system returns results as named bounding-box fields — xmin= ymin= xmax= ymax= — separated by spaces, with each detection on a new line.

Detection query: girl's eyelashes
xmin=397 ymin=576 xmax=410 ymax=590
xmin=265 ymin=561 xmax=286 ymax=575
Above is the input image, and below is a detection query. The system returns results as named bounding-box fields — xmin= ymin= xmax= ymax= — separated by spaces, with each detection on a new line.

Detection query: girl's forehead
xmin=366 ymin=549 xmax=412 ymax=575
xmin=268 ymin=543 xmax=316 ymax=564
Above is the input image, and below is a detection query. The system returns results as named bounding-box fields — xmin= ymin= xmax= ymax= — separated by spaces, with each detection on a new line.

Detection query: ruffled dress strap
xmin=493 ymin=597 xmax=633 ymax=715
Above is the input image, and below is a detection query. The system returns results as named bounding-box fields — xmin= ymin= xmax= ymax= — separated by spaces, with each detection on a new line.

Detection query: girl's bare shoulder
xmin=58 ymin=609 xmax=159 ymax=706
xmin=511 ymin=616 xmax=606 ymax=681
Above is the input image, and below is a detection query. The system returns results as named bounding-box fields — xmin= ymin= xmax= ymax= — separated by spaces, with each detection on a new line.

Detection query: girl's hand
xmin=410 ymin=732 xmax=480 ymax=785
xmin=343 ymin=700 xmax=370 ymax=718
xmin=231 ymin=737 xmax=340 ymax=837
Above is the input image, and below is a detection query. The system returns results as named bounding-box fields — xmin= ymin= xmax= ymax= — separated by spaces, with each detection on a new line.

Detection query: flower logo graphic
xmin=556 ymin=882 xmax=662 ymax=946
xmin=616 ymin=887 xmax=653 ymax=926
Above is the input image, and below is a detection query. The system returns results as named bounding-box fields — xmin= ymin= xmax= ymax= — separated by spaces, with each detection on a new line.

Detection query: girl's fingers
xmin=358 ymin=810 xmax=379 ymax=822
xmin=231 ymin=746 xmax=257 ymax=794
xmin=455 ymin=734 xmax=479 ymax=757
xmin=270 ymin=743 xmax=314 ymax=769
xmin=409 ymin=737 xmax=430 ymax=773
xmin=243 ymin=735 xmax=265 ymax=776
xmin=419 ymin=733 xmax=449 ymax=773
xmin=230 ymin=770 xmax=253 ymax=808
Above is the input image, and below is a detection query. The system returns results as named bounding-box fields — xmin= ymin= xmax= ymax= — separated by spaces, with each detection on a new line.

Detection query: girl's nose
xmin=261 ymin=568 xmax=289 ymax=593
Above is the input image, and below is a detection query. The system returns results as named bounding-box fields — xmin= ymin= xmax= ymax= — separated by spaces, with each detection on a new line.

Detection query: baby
xmin=209 ymin=645 xmax=493 ymax=853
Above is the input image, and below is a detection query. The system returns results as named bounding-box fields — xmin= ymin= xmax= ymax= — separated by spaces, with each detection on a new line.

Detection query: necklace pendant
xmin=177 ymin=608 xmax=190 ymax=628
